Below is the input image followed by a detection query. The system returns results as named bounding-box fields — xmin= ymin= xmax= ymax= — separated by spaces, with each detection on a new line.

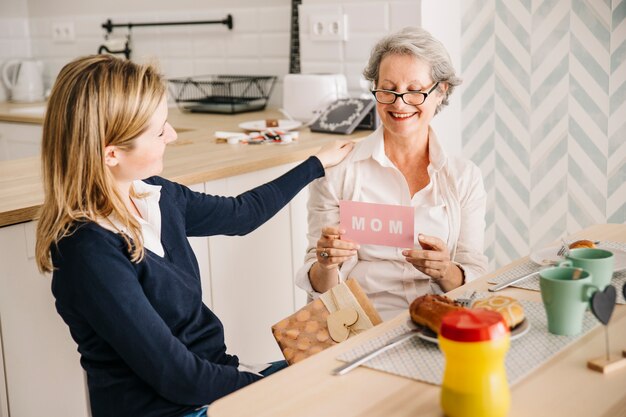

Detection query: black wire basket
xmin=168 ymin=75 xmax=277 ymax=114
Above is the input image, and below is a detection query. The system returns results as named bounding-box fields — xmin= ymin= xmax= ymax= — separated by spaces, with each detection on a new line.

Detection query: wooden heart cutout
xmin=327 ymin=308 xmax=359 ymax=343
xmin=590 ymin=285 xmax=617 ymax=325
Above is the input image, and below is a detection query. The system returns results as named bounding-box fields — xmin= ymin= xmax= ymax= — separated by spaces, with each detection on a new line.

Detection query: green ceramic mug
xmin=566 ymin=248 xmax=614 ymax=291
xmin=539 ymin=263 xmax=597 ymax=336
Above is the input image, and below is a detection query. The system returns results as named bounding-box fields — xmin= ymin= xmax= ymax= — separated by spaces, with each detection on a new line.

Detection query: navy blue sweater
xmin=51 ymin=157 xmax=324 ymax=417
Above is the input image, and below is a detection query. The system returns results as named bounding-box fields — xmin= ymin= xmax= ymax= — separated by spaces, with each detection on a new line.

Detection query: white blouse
xmin=295 ymin=127 xmax=488 ymax=321
xmin=97 ymin=180 xmax=165 ymax=257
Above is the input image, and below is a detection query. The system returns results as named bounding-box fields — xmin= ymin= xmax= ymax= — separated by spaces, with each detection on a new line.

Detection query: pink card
xmin=339 ymin=200 xmax=414 ymax=248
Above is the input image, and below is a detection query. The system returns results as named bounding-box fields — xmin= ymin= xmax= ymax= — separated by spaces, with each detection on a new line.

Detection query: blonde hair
xmin=35 ymin=55 xmax=166 ymax=273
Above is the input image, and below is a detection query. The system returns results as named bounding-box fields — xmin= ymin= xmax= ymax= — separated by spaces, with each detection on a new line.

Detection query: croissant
xmin=409 ymin=294 xmax=464 ymax=334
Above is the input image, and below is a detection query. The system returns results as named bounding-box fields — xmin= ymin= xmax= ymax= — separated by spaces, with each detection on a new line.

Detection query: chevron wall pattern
xmin=461 ymin=0 xmax=626 ymax=270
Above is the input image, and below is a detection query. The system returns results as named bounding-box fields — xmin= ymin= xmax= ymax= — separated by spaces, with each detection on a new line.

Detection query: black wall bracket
xmin=101 ymin=14 xmax=233 ymax=34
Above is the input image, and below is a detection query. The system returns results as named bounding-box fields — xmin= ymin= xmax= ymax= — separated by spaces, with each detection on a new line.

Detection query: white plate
xmin=530 ymin=244 xmax=626 ymax=271
xmin=238 ymin=119 xmax=302 ymax=131
xmin=417 ymin=318 xmax=531 ymax=345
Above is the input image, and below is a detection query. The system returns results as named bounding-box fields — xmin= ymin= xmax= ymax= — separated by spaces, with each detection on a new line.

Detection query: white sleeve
xmin=453 ymin=162 xmax=489 ymax=282
xmin=294 ymin=174 xmax=343 ymax=298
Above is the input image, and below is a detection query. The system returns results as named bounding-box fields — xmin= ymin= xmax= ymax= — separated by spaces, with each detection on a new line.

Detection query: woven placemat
xmin=487 ymin=241 xmax=626 ymax=304
xmin=337 ymin=299 xmax=601 ymax=386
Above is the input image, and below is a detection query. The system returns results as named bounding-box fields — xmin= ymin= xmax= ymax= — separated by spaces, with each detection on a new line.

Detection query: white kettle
xmin=2 ymin=59 xmax=45 ymax=103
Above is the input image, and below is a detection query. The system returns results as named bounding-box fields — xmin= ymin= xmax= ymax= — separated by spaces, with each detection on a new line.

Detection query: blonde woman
xmin=296 ymin=27 xmax=488 ymax=321
xmin=35 ymin=55 xmax=353 ymax=417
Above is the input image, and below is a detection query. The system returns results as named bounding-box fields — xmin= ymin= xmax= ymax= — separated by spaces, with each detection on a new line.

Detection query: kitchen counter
xmin=0 ymin=101 xmax=47 ymax=124
xmin=0 ymin=102 xmax=370 ymax=227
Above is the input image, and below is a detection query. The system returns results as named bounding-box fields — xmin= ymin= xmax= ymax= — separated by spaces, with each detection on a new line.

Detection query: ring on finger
xmin=320 ymin=249 xmax=329 ymax=259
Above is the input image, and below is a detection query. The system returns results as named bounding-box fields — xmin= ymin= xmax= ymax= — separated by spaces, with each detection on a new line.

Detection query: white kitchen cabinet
xmin=187 ymin=182 xmax=213 ymax=309
xmin=0 ymin=221 xmax=91 ymax=417
xmin=0 ymin=122 xmax=43 ymax=161
xmin=289 ymin=184 xmax=310 ymax=311
xmin=0 ymin=319 xmax=8 ymax=417
xmin=206 ymin=163 xmax=308 ymax=364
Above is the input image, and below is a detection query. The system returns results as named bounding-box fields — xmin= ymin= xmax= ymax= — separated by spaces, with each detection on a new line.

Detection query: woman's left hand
xmin=314 ymin=140 xmax=354 ymax=168
xmin=402 ymin=234 xmax=463 ymax=291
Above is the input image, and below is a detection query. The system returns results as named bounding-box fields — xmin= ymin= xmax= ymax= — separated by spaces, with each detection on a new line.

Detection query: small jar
xmin=440 ymin=309 xmax=510 ymax=417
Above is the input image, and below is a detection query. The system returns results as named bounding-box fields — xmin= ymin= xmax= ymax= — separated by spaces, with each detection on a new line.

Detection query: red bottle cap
xmin=440 ymin=309 xmax=509 ymax=342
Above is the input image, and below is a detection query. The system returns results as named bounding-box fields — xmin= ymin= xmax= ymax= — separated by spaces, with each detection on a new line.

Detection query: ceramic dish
xmin=417 ymin=318 xmax=531 ymax=344
xmin=238 ymin=119 xmax=302 ymax=131
xmin=529 ymin=244 xmax=626 ymax=270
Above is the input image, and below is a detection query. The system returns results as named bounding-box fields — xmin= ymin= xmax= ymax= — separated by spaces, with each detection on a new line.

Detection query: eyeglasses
xmin=371 ymin=82 xmax=440 ymax=106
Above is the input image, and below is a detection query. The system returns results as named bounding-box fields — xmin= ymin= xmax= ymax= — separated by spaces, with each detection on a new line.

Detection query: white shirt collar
xmin=352 ymin=125 xmax=448 ymax=172
xmin=97 ymin=180 xmax=165 ymax=257
xmin=132 ymin=180 xmax=162 ymax=206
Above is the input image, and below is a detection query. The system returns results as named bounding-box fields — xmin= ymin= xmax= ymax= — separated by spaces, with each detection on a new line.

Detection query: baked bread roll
xmin=472 ymin=296 xmax=525 ymax=329
xmin=265 ymin=119 xmax=279 ymax=128
xmin=410 ymin=294 xmax=464 ymax=334
xmin=569 ymin=239 xmax=595 ymax=249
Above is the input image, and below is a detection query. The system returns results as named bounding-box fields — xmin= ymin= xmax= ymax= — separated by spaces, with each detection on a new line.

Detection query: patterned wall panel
xmin=463 ymin=0 xmax=625 ymax=270
xmin=461 ymin=0 xmax=497 ymax=264
xmin=529 ymin=0 xmax=569 ymax=251
xmin=568 ymin=0 xmax=610 ymax=233
xmin=495 ymin=0 xmax=532 ymax=267
xmin=609 ymin=0 xmax=626 ymax=223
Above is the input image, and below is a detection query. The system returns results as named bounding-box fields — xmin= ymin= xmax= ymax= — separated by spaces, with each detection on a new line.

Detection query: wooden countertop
xmin=0 ymin=103 xmax=370 ymax=227
xmin=0 ymin=101 xmax=47 ymax=124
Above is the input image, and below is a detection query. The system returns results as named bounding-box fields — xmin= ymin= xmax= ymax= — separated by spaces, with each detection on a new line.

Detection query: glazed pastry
xmin=409 ymin=294 xmax=464 ymax=334
xmin=472 ymin=295 xmax=525 ymax=329
xmin=568 ymin=239 xmax=595 ymax=249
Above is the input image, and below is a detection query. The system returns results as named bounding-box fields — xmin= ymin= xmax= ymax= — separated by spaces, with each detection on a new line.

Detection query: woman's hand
xmin=402 ymin=234 xmax=463 ymax=292
xmin=309 ymin=226 xmax=359 ymax=293
xmin=314 ymin=140 xmax=354 ymax=168
xmin=315 ymin=226 xmax=359 ymax=268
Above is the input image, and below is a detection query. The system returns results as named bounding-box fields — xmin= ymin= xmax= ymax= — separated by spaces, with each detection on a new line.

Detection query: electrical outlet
xmin=52 ymin=22 xmax=75 ymax=43
xmin=310 ymin=14 xmax=348 ymax=41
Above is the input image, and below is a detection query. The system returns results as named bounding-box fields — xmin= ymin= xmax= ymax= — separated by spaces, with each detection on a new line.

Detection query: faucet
xmin=98 ymin=37 xmax=131 ymax=59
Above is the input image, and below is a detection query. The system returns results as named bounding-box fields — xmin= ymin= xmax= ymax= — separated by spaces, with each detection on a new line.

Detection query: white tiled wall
xmin=1 ymin=5 xmax=292 ymax=108
xmin=0 ymin=17 xmax=32 ymax=101
xmin=0 ymin=0 xmax=439 ymax=115
xmin=299 ymin=0 xmax=421 ymax=96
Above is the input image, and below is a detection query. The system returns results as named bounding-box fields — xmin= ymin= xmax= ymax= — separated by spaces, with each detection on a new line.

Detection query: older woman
xmin=295 ymin=27 xmax=488 ymax=321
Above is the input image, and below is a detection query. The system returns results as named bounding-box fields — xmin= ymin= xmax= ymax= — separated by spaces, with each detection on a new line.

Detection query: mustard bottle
xmin=439 ymin=309 xmax=510 ymax=417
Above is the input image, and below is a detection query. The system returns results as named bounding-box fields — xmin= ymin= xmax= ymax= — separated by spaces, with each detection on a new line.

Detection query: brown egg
xmin=292 ymin=352 xmax=307 ymax=363
xmin=316 ymin=329 xmax=330 ymax=342
xmin=285 ymin=329 xmax=300 ymax=340
xmin=304 ymin=321 xmax=319 ymax=333
xmin=296 ymin=309 xmax=311 ymax=322
xmin=274 ymin=319 xmax=289 ymax=329
xmin=283 ymin=347 xmax=295 ymax=360
xmin=297 ymin=339 xmax=311 ymax=351
xmin=309 ymin=345 xmax=324 ymax=354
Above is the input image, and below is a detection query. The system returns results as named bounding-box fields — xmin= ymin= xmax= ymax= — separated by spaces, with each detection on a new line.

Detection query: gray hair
xmin=363 ymin=27 xmax=461 ymax=114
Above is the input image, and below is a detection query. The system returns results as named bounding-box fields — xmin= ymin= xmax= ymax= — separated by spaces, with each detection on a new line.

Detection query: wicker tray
xmin=168 ymin=75 xmax=277 ymax=114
